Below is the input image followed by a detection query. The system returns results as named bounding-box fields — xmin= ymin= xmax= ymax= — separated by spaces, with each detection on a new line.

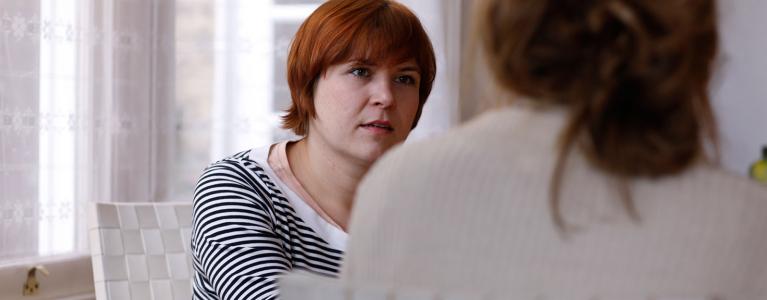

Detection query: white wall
xmin=713 ymin=0 xmax=767 ymax=176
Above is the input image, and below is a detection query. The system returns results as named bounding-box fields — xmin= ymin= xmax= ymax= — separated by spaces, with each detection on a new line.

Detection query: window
xmin=1 ymin=0 xmax=83 ymax=263
xmin=172 ymin=0 xmax=323 ymax=202
xmin=1 ymin=0 xmax=333 ymax=266
xmin=38 ymin=0 xmax=79 ymax=258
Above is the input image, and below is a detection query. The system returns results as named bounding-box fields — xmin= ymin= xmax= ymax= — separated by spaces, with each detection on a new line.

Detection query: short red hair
xmin=282 ymin=0 xmax=436 ymax=136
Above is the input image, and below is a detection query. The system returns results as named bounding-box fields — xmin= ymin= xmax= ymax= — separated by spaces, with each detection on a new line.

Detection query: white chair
xmin=89 ymin=202 xmax=194 ymax=300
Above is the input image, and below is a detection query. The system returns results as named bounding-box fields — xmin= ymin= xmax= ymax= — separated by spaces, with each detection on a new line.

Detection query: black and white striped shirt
xmin=192 ymin=148 xmax=345 ymax=300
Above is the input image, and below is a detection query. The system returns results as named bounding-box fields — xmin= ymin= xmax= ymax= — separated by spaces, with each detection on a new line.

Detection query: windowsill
xmin=0 ymin=254 xmax=94 ymax=300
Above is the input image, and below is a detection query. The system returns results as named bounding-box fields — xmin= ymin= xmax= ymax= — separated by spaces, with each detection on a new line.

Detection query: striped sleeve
xmin=192 ymin=160 xmax=289 ymax=300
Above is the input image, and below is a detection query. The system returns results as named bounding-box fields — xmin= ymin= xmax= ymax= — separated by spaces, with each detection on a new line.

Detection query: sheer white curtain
xmin=1 ymin=0 xmax=43 ymax=262
xmin=0 ymin=0 xmax=173 ymax=263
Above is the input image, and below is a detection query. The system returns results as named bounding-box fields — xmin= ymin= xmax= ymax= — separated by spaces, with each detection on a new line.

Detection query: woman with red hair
xmin=191 ymin=1 xmax=435 ymax=299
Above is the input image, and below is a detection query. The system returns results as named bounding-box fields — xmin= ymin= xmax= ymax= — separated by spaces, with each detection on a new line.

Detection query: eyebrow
xmin=350 ymin=60 xmax=420 ymax=73
xmin=350 ymin=59 xmax=376 ymax=66
xmin=397 ymin=66 xmax=420 ymax=73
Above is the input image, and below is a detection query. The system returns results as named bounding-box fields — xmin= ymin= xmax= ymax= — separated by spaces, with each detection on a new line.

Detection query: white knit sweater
xmin=342 ymin=104 xmax=767 ymax=299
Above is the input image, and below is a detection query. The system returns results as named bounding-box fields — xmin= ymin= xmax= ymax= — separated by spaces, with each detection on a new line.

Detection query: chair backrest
xmin=89 ymin=202 xmax=193 ymax=300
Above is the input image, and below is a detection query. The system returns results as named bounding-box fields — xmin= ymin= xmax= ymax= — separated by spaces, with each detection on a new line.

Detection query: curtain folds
xmin=0 ymin=0 xmax=174 ymax=261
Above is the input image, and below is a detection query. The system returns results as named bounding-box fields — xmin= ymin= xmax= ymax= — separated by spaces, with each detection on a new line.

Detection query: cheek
xmin=314 ymin=83 xmax=352 ymax=124
xmin=400 ymin=92 xmax=421 ymax=123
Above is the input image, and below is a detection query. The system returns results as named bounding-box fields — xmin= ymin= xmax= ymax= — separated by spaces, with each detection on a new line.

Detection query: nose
xmin=370 ymin=77 xmax=395 ymax=108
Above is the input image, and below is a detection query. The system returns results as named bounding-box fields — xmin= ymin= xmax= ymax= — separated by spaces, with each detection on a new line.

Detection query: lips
xmin=360 ymin=120 xmax=393 ymax=132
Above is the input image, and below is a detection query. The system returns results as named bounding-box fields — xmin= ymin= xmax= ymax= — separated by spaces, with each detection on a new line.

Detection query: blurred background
xmin=0 ymin=0 xmax=765 ymax=298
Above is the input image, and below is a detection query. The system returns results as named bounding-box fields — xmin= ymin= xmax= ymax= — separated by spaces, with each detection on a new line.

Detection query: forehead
xmin=304 ymin=0 xmax=434 ymax=78
xmin=325 ymin=7 xmax=426 ymax=70
xmin=341 ymin=44 xmax=420 ymax=69
xmin=346 ymin=57 xmax=419 ymax=69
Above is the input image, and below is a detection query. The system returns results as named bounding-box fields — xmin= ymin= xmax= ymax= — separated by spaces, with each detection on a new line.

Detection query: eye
xmin=395 ymin=75 xmax=417 ymax=85
xmin=350 ymin=67 xmax=370 ymax=77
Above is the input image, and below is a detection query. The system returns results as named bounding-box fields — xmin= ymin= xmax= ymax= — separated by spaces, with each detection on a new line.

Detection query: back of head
xmin=478 ymin=0 xmax=719 ymax=178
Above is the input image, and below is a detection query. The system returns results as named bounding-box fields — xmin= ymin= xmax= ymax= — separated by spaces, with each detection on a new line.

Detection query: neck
xmin=287 ymin=137 xmax=371 ymax=231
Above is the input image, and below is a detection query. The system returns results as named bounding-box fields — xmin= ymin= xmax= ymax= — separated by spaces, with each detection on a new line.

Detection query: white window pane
xmin=173 ymin=0 xmax=317 ymax=201
xmin=38 ymin=0 xmax=77 ymax=257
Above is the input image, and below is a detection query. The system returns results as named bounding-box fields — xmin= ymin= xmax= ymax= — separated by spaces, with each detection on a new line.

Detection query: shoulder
xmin=192 ymin=150 xmax=288 ymax=238
xmin=362 ymin=107 xmax=552 ymax=191
xmin=194 ymin=149 xmax=281 ymax=210
xmin=675 ymin=163 xmax=767 ymax=203
xmin=197 ymin=149 xmax=270 ymax=186
xmin=354 ymin=111 xmax=517 ymax=219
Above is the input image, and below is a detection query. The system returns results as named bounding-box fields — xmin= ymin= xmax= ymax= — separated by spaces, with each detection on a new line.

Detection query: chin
xmin=350 ymin=139 xmax=401 ymax=164
xmin=362 ymin=151 xmax=385 ymax=163
xmin=355 ymin=147 xmax=389 ymax=164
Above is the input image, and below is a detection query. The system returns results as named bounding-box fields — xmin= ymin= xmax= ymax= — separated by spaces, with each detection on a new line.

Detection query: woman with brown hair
xmin=191 ymin=1 xmax=435 ymax=299
xmin=343 ymin=0 xmax=767 ymax=298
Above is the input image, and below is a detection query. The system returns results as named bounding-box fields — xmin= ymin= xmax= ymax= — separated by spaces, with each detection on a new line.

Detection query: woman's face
xmin=308 ymin=58 xmax=421 ymax=164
